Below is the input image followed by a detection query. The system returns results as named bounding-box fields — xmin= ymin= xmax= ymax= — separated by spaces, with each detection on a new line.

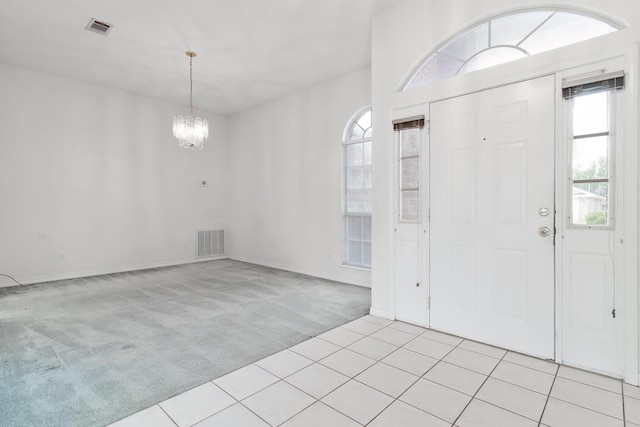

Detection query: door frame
xmin=389 ymin=39 xmax=638 ymax=384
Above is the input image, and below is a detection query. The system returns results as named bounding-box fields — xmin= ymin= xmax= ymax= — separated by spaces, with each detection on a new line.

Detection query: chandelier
xmin=173 ymin=51 xmax=208 ymax=150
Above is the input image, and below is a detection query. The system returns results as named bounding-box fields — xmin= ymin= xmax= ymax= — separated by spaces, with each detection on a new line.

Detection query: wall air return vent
xmin=85 ymin=18 xmax=113 ymax=36
xmin=196 ymin=230 xmax=226 ymax=258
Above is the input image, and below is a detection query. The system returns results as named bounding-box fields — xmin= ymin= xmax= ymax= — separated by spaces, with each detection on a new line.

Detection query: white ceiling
xmin=0 ymin=0 xmax=405 ymax=116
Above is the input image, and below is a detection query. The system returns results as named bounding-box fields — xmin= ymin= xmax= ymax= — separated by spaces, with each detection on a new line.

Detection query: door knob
xmin=538 ymin=226 xmax=550 ymax=237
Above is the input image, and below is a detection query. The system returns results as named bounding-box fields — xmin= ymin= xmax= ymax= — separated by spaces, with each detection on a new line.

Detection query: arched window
xmin=343 ymin=107 xmax=372 ymax=269
xmin=403 ymin=9 xmax=621 ymax=90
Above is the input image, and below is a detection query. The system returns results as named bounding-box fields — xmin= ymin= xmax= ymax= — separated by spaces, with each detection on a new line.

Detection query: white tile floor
xmin=109 ymin=315 xmax=640 ymax=427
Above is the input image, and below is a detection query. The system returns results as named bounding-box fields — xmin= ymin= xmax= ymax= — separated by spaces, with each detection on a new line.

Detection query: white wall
xmin=0 ymin=62 xmax=229 ymax=286
xmin=371 ymin=0 xmax=640 ymax=317
xmin=228 ymin=67 xmax=372 ymax=287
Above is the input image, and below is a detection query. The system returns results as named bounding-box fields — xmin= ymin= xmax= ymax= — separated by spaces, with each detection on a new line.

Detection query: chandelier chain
xmin=189 ymin=54 xmax=193 ymax=115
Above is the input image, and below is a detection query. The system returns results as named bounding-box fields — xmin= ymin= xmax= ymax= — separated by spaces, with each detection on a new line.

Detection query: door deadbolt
xmin=538 ymin=208 xmax=550 ymax=217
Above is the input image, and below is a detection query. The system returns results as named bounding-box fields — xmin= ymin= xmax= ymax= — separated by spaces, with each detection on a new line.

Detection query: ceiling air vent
xmin=85 ymin=18 xmax=113 ymax=36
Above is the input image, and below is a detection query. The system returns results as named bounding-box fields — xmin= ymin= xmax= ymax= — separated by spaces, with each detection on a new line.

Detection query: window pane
xmin=347 ymin=167 xmax=363 ymax=189
xmin=357 ymin=110 xmax=372 ymax=132
xmin=346 ymin=143 xmax=363 ymax=166
xmin=348 ymin=215 xmax=363 ymax=240
xmin=440 ymin=22 xmax=489 ymax=60
xmin=491 ymin=11 xmax=553 ymax=46
xmin=401 ymin=129 xmax=420 ymax=157
xmin=347 ymin=201 xmax=364 ymax=213
xmin=346 ymin=188 xmax=363 ymax=201
xmin=573 ymin=136 xmax=608 ymax=180
xmin=363 ymin=216 xmax=372 ymax=242
xmin=348 ymin=241 xmax=363 ymax=265
xmin=362 ymin=242 xmax=372 ymax=267
xmin=349 ymin=123 xmax=364 ymax=141
xmin=459 ymin=47 xmax=527 ymax=75
xmin=573 ymin=92 xmax=609 ymax=136
xmin=405 ymin=53 xmax=464 ymax=89
xmin=363 ymin=141 xmax=372 ymax=165
xmin=402 ymin=158 xmax=420 ymax=189
xmin=363 ymin=166 xmax=372 ymax=189
xmin=572 ymin=183 xmax=609 ymax=226
xmin=519 ymin=12 xmax=617 ymax=55
xmin=401 ymin=190 xmax=419 ymax=221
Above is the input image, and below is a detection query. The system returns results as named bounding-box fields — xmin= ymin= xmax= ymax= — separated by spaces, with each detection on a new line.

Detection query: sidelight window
xmin=394 ymin=116 xmax=425 ymax=222
xmin=565 ymin=73 xmax=623 ymax=228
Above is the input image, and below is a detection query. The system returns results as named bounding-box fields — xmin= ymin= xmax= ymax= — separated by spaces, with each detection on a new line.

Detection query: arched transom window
xmin=403 ymin=9 xmax=621 ymax=90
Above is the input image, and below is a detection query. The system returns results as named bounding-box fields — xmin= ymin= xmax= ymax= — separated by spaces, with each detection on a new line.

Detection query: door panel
xmin=562 ymin=241 xmax=621 ymax=374
xmin=395 ymin=225 xmax=427 ymax=325
xmin=430 ymin=76 xmax=555 ymax=359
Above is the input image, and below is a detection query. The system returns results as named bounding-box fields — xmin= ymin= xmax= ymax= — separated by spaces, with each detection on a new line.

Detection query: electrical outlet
xmin=58 ymin=251 xmax=65 ymax=260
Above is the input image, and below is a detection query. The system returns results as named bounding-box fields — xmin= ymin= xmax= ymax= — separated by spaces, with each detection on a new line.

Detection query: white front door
xmin=430 ymin=76 xmax=556 ymax=358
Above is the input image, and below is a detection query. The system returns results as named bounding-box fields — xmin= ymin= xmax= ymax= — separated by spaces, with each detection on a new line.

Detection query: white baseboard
xmin=369 ymin=306 xmax=392 ymax=320
xmin=228 ymin=255 xmax=371 ymax=288
xmin=1 ymin=256 xmax=228 ymax=288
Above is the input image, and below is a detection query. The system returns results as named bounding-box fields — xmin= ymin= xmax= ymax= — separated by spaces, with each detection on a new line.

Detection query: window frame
xmin=398 ymin=128 xmax=421 ymax=223
xmin=342 ymin=107 xmax=372 ymax=269
xmin=566 ymin=89 xmax=617 ymax=230
xmin=402 ymin=8 xmax=622 ymax=91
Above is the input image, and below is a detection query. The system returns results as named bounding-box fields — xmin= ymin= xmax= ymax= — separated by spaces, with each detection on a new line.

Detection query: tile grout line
xmin=555 ymin=367 xmax=625 ymax=394
xmin=268 ymin=384 xmax=318 ymax=427
xmin=190 ymin=385 xmax=245 ymax=426
xmin=450 ymin=348 xmax=508 ymax=426
xmin=255 ymin=351 xmax=315 ymax=379
xmin=488 ymin=373 xmax=552 ymax=397
xmin=361 ymin=328 xmax=459 ymax=426
xmin=157 ymin=404 xmax=179 ymax=427
xmin=289 ymin=337 xmax=344 ymax=360
xmin=225 ymin=363 xmax=281 ymax=401
xmin=362 ymin=362 xmax=452 ymax=426
xmin=305 ymin=319 xmax=463 ymax=425
xmin=279 ymin=320 xmax=395 ymax=426
xmin=499 ymin=355 xmax=559 ymax=376
xmin=548 ymin=379 xmax=626 ymax=421
xmin=366 ymin=331 xmax=470 ymax=426
xmin=537 ymin=364 xmax=558 ymax=427
xmin=237 ymin=400 xmax=275 ymax=427
xmin=538 ymin=368 xmax=627 ymax=424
